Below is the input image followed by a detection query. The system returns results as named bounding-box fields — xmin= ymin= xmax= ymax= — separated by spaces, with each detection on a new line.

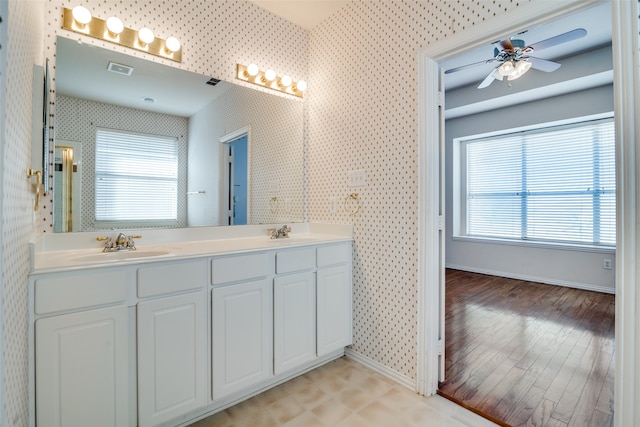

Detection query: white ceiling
xmin=248 ymin=0 xmax=350 ymax=30
xmin=56 ymin=37 xmax=234 ymax=117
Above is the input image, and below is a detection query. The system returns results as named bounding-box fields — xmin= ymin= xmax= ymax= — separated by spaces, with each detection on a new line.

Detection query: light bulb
xmin=72 ymin=6 xmax=92 ymax=26
xmin=264 ymin=69 xmax=276 ymax=82
xmin=106 ymin=17 xmax=124 ymax=36
xmin=138 ymin=27 xmax=155 ymax=46
xmin=165 ymin=37 xmax=181 ymax=53
xmin=296 ymin=80 xmax=307 ymax=92
xmin=508 ymin=61 xmax=532 ymax=81
xmin=280 ymin=75 xmax=292 ymax=87
xmin=498 ymin=61 xmax=515 ymax=77
xmin=247 ymin=63 xmax=259 ymax=77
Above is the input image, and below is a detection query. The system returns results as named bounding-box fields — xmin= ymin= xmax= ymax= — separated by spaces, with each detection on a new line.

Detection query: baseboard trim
xmin=445 ymin=264 xmax=615 ymax=294
xmin=345 ymin=348 xmax=416 ymax=391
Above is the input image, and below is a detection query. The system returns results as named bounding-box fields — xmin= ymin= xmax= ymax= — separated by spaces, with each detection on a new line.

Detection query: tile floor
xmin=189 ymin=357 xmax=498 ymax=427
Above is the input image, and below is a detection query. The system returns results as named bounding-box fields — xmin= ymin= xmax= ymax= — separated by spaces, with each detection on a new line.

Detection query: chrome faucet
xmin=267 ymin=225 xmax=291 ymax=239
xmin=97 ymin=233 xmax=142 ymax=252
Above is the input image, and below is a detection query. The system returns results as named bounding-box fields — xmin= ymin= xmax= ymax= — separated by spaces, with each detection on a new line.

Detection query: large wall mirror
xmin=54 ymin=36 xmax=304 ymax=233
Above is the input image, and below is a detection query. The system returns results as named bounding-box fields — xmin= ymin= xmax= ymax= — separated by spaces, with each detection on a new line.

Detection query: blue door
xmin=228 ymin=136 xmax=248 ymax=225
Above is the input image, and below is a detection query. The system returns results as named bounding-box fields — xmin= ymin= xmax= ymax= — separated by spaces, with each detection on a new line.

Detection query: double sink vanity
xmin=28 ymin=223 xmax=353 ymax=427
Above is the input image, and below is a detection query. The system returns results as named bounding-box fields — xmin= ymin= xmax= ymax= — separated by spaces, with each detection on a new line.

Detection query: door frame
xmin=416 ymin=1 xmax=639 ymax=425
xmin=220 ymin=125 xmax=251 ymax=225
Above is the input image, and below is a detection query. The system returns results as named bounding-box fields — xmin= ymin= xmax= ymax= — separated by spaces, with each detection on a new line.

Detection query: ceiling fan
xmin=445 ymin=28 xmax=588 ymax=89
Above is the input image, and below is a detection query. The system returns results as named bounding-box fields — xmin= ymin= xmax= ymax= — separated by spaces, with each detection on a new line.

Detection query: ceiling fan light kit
xmin=445 ymin=28 xmax=587 ymax=89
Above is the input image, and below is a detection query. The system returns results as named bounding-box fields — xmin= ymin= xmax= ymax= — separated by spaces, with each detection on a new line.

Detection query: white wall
xmin=445 ymin=84 xmax=616 ymax=293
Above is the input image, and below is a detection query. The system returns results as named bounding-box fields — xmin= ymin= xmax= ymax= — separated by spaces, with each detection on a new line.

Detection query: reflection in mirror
xmin=54 ymin=36 xmax=304 ymax=232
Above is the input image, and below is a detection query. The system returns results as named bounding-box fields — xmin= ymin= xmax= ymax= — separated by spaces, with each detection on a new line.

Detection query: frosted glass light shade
xmin=72 ymin=6 xmax=92 ymax=25
xmin=106 ymin=17 xmax=124 ymax=35
xmin=165 ymin=37 xmax=181 ymax=52
xmin=280 ymin=75 xmax=292 ymax=87
xmin=247 ymin=64 xmax=259 ymax=76
xmin=296 ymin=80 xmax=307 ymax=91
xmin=138 ymin=28 xmax=155 ymax=45
xmin=264 ymin=69 xmax=276 ymax=81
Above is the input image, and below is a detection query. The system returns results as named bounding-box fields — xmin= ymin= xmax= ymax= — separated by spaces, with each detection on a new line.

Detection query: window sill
xmin=451 ymin=235 xmax=616 ymax=254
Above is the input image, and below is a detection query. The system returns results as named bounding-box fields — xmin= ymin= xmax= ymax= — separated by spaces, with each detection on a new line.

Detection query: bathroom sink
xmin=72 ymin=250 xmax=172 ymax=263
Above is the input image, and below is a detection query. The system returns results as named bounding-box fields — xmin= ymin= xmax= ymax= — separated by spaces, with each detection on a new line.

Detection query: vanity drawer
xmin=276 ymin=248 xmax=316 ymax=274
xmin=34 ymin=270 xmax=129 ymax=315
xmin=317 ymin=243 xmax=351 ymax=267
xmin=212 ymin=252 xmax=271 ymax=285
xmin=138 ymin=259 xmax=207 ymax=298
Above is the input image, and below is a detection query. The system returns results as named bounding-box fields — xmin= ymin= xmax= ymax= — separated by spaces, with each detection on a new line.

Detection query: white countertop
xmin=29 ymin=223 xmax=353 ymax=274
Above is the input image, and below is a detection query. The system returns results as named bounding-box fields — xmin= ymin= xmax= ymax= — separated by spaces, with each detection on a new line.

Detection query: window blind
xmin=95 ymin=128 xmax=178 ymax=222
xmin=464 ymin=118 xmax=615 ymax=247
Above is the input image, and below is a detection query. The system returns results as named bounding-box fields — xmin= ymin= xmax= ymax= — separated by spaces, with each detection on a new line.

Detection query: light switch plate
xmin=347 ymin=169 xmax=367 ymax=188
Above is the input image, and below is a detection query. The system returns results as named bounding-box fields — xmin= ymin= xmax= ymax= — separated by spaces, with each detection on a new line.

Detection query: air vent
xmin=206 ymin=78 xmax=221 ymax=86
xmin=107 ymin=61 xmax=134 ymax=76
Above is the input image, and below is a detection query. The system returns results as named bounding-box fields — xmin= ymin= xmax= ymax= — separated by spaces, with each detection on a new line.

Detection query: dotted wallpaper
xmin=55 ymin=95 xmax=189 ymax=231
xmin=42 ymin=0 xmax=309 ymax=233
xmin=307 ymin=0 xmax=531 ymax=380
xmin=3 ymin=1 xmax=44 ymax=425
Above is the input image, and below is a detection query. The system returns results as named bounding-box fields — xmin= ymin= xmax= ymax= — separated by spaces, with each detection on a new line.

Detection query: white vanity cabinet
xmin=136 ymin=260 xmax=208 ymax=427
xmin=211 ymin=253 xmax=273 ymax=400
xmin=274 ymin=271 xmax=316 ymax=374
xmin=33 ymin=268 xmax=133 ymax=427
xmin=273 ymin=249 xmax=317 ymax=375
xmin=36 ymin=305 xmax=131 ymax=427
xmin=317 ymin=243 xmax=353 ymax=356
xmin=29 ymin=232 xmax=353 ymax=427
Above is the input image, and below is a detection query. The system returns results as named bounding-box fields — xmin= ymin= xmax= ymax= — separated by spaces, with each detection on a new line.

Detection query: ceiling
xmin=248 ymin=0 xmax=351 ymax=30
xmin=442 ymin=2 xmax=612 ymax=119
xmin=56 ymin=37 xmax=234 ymax=117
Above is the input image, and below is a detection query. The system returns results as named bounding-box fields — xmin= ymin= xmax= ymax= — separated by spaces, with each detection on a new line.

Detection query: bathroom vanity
xmin=28 ymin=224 xmax=353 ymax=427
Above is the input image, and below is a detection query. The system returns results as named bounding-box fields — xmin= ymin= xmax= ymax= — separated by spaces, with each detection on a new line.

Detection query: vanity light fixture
xmin=61 ymin=7 xmax=182 ymax=62
xmin=236 ymin=63 xmax=306 ymax=98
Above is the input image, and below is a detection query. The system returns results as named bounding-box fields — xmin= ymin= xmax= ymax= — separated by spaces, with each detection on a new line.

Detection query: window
xmin=459 ymin=117 xmax=615 ymax=247
xmin=95 ymin=128 xmax=178 ymax=223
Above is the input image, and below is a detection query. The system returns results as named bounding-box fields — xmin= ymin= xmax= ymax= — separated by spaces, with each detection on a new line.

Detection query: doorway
xmin=220 ymin=126 xmax=251 ymax=226
xmin=417 ymin=1 xmax=640 ymax=426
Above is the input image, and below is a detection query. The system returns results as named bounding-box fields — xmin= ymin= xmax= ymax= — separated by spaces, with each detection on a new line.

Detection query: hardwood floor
xmin=438 ymin=269 xmax=615 ymax=427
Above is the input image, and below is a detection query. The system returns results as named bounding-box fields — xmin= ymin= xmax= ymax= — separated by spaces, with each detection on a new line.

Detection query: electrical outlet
xmin=603 ymin=259 xmax=612 ymax=270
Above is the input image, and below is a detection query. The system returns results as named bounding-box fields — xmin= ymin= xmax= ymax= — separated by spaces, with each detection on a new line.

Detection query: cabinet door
xmin=212 ymin=279 xmax=272 ymax=400
xmin=274 ymin=272 xmax=316 ymax=374
xmin=317 ymin=264 xmax=353 ymax=356
xmin=36 ymin=305 xmax=130 ymax=427
xmin=138 ymin=291 xmax=207 ymax=427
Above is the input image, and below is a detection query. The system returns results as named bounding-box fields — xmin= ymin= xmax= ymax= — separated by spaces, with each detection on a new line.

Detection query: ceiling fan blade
xmin=478 ymin=68 xmax=499 ymax=89
xmin=500 ymin=39 xmax=515 ymax=52
xmin=525 ymin=28 xmax=587 ymax=52
xmin=527 ymin=56 xmax=561 ymax=72
xmin=444 ymin=58 xmax=496 ymax=74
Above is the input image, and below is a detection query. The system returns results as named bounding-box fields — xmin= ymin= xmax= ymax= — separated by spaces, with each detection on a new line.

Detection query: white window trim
xmin=454 ymin=114 xmax=615 ymax=248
